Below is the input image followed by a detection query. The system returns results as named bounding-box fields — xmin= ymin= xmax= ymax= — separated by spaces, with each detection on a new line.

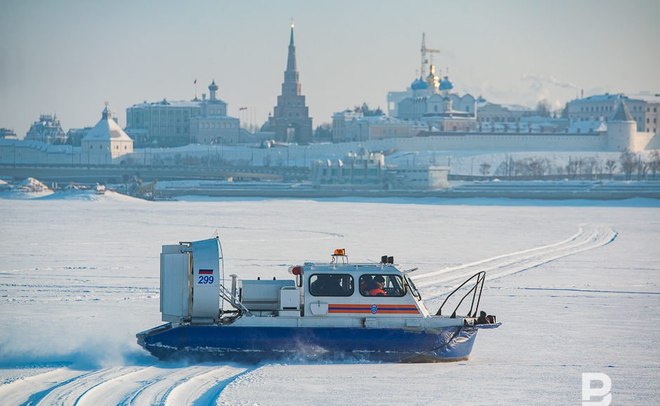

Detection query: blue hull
xmin=138 ymin=324 xmax=478 ymax=363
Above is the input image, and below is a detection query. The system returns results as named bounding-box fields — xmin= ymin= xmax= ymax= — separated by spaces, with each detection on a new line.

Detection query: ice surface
xmin=0 ymin=194 xmax=657 ymax=404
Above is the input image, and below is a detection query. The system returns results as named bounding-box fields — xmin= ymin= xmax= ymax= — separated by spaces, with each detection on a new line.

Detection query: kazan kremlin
xmin=0 ymin=25 xmax=659 ymax=192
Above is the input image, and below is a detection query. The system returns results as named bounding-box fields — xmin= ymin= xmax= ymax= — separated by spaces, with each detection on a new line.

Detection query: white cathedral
xmin=396 ymin=64 xmax=477 ymax=132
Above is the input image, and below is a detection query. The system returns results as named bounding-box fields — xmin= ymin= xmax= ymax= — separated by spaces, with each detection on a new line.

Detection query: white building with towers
xmin=390 ymin=33 xmax=477 ymax=131
xmin=81 ymin=104 xmax=134 ymax=165
xmin=125 ymin=80 xmax=240 ymax=147
xmin=24 ymin=114 xmax=67 ymax=144
xmin=190 ymin=80 xmax=241 ymax=144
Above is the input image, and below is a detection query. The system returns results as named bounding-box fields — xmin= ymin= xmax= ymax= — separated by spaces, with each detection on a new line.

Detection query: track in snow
xmin=412 ymin=224 xmax=617 ymax=300
xmin=0 ymin=224 xmax=617 ymax=404
xmin=0 ymin=364 xmax=247 ymax=406
xmin=0 ymin=368 xmax=85 ymax=406
xmin=31 ymin=366 xmax=144 ymax=406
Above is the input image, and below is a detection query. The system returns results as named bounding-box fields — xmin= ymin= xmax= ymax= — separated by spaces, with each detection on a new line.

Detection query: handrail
xmin=219 ymin=284 xmax=252 ymax=316
xmin=436 ymin=271 xmax=486 ymax=318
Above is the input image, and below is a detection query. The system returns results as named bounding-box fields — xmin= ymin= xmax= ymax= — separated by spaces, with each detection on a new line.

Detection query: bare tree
xmin=575 ymin=158 xmax=585 ymax=178
xmin=636 ymin=155 xmax=649 ymax=180
xmin=513 ymin=159 xmax=523 ymax=176
xmin=582 ymin=157 xmax=597 ymax=179
xmin=566 ymin=157 xmax=580 ymax=180
xmin=494 ymin=161 xmax=508 ymax=176
xmin=479 ymin=163 xmax=491 ymax=176
xmin=314 ymin=123 xmax=333 ymax=141
xmin=594 ymin=159 xmax=604 ymax=179
xmin=619 ymin=150 xmax=636 ymax=181
xmin=495 ymin=156 xmax=515 ymax=177
xmin=543 ymin=158 xmax=552 ymax=176
xmin=528 ymin=158 xmax=549 ymax=178
xmin=649 ymin=150 xmax=660 ymax=180
xmin=605 ymin=159 xmax=617 ymax=180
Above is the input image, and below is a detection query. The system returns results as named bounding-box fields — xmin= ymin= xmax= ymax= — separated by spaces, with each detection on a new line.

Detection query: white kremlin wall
xmin=1 ymin=126 xmax=658 ymax=169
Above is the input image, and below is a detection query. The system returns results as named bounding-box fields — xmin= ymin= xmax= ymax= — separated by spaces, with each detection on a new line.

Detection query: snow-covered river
xmin=1 ymin=192 xmax=658 ymax=405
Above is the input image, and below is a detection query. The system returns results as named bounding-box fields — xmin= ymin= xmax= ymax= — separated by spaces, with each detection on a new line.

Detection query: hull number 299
xmin=198 ymin=275 xmax=214 ymax=284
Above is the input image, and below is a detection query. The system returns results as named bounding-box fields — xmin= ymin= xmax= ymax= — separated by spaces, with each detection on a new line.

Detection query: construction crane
xmin=420 ymin=32 xmax=440 ymax=79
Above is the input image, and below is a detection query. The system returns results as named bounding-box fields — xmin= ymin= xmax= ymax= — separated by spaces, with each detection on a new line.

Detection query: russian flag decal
xmin=199 ymin=269 xmax=214 ymax=275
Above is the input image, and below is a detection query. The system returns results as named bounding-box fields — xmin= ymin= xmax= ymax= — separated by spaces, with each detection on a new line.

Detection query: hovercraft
xmin=137 ymin=237 xmax=499 ymax=363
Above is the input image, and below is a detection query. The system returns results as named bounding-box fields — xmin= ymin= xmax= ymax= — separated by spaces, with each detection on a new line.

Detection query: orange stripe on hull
xmin=327 ymin=303 xmax=420 ymax=315
xmin=327 ymin=310 xmax=420 ymax=314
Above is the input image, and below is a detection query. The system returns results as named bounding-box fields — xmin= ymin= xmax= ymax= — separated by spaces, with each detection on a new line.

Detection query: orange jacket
xmin=368 ymin=288 xmax=386 ymax=296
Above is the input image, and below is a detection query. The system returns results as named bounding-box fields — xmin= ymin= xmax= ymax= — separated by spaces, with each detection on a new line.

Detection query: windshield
xmin=359 ymin=274 xmax=406 ymax=297
xmin=404 ymin=274 xmax=422 ymax=300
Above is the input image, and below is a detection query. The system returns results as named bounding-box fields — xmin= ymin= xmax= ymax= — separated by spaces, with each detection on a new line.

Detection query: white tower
xmin=209 ymin=80 xmax=218 ymax=101
xmin=81 ymin=104 xmax=134 ymax=164
xmin=606 ymin=100 xmax=636 ymax=151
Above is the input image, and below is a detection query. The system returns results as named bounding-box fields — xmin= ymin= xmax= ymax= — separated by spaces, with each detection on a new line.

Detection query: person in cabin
xmin=360 ymin=275 xmax=373 ymax=295
xmin=368 ymin=275 xmax=387 ymax=296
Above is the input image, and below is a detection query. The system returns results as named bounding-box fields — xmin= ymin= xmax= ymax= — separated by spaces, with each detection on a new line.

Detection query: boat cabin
xmin=237 ymin=249 xmax=431 ymax=319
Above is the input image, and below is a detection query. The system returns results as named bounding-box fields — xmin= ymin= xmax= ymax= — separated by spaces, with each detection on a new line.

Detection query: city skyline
xmin=1 ymin=0 xmax=659 ymax=137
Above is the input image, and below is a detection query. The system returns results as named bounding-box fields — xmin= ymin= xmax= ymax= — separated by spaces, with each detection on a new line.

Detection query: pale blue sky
xmin=1 ymin=0 xmax=659 ymax=137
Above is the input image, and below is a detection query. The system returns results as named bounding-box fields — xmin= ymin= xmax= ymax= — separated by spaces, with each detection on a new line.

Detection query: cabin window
xmin=359 ymin=274 xmax=406 ymax=297
xmin=308 ymin=274 xmax=354 ymax=297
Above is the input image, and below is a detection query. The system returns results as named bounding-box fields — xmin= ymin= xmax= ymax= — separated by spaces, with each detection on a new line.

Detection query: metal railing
xmin=436 ymin=271 xmax=486 ymax=318
xmin=219 ymin=284 xmax=252 ymax=316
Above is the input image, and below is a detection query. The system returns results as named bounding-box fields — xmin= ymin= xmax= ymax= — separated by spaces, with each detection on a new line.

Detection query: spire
xmin=289 ymin=20 xmax=295 ymax=46
xmin=269 ymin=23 xmax=312 ymax=144
xmin=286 ymin=22 xmax=297 ymax=72
xmin=102 ymin=101 xmax=112 ymax=120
